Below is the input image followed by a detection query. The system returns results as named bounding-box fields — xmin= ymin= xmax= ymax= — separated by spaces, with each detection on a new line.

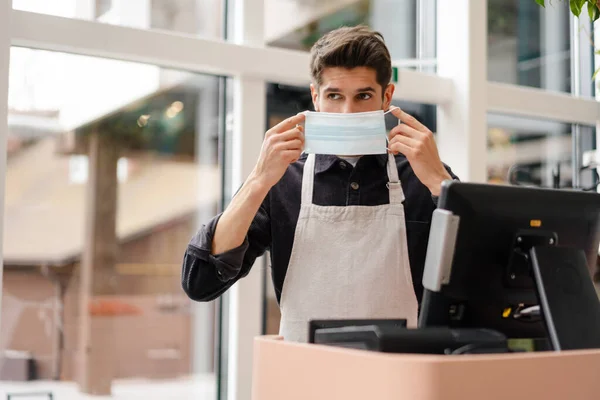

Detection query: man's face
xmin=310 ymin=67 xmax=395 ymax=113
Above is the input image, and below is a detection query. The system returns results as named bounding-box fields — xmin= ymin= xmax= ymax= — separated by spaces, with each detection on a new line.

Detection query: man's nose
xmin=341 ymin=102 xmax=358 ymax=114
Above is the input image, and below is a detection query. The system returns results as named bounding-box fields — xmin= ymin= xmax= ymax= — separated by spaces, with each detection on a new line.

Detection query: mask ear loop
xmin=384 ymin=106 xmax=398 ymax=115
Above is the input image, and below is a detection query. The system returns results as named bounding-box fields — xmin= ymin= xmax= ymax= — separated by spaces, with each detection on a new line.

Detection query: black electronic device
xmin=530 ymin=246 xmax=600 ymax=350
xmin=419 ymin=181 xmax=600 ymax=351
xmin=308 ymin=319 xmax=406 ymax=344
xmin=313 ymin=325 xmax=508 ymax=354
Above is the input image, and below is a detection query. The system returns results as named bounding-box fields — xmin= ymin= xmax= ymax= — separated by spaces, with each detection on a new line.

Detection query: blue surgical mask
xmin=302 ymin=109 xmax=394 ymax=156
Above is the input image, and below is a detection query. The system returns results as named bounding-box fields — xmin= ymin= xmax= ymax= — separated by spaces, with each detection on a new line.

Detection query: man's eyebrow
xmin=323 ymin=87 xmax=376 ymax=93
xmin=356 ymin=87 xmax=376 ymax=92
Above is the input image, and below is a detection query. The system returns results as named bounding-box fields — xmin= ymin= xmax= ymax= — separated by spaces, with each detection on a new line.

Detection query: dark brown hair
xmin=310 ymin=25 xmax=392 ymax=89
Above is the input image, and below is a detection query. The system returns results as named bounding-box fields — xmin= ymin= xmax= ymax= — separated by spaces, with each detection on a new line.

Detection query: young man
xmin=182 ymin=25 xmax=457 ymax=342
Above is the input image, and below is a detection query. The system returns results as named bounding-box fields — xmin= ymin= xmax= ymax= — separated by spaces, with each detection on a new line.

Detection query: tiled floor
xmin=0 ymin=375 xmax=216 ymax=400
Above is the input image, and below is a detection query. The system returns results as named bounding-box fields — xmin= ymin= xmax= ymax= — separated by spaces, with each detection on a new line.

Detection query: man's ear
xmin=310 ymin=83 xmax=320 ymax=112
xmin=383 ymin=83 xmax=395 ymax=110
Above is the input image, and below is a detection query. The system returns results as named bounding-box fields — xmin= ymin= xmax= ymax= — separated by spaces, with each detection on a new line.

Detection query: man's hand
xmin=212 ymin=113 xmax=305 ymax=256
xmin=250 ymin=113 xmax=306 ymax=190
xmin=388 ymin=107 xmax=452 ymax=196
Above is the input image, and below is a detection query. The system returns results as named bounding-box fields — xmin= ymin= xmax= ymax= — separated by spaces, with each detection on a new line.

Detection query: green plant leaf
xmin=535 ymin=0 xmax=545 ymax=6
xmin=592 ymin=67 xmax=600 ymax=81
xmin=589 ymin=1 xmax=600 ymax=21
xmin=570 ymin=0 xmax=584 ymax=16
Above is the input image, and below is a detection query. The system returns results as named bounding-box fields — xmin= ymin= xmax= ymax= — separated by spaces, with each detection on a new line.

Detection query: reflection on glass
xmin=487 ymin=113 xmax=597 ymax=191
xmin=13 ymin=0 xmax=224 ymax=39
xmin=488 ymin=0 xmax=573 ymax=93
xmin=2 ymin=48 xmax=221 ymax=399
xmin=266 ymin=0 xmax=434 ymax=64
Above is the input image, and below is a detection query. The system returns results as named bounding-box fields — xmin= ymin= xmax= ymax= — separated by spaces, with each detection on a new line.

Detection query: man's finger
xmin=282 ymin=149 xmax=303 ymax=163
xmin=389 ymin=133 xmax=419 ymax=149
xmin=269 ymin=113 xmax=306 ymax=134
xmin=390 ymin=107 xmax=428 ymax=133
xmin=274 ymin=126 xmax=304 ymax=143
xmin=276 ymin=139 xmax=304 ymax=150
xmin=389 ymin=124 xmax=423 ymax=140
xmin=388 ymin=141 xmax=412 ymax=157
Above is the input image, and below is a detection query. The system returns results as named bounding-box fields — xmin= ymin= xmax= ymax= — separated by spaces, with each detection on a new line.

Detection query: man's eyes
xmin=326 ymin=93 xmax=372 ymax=100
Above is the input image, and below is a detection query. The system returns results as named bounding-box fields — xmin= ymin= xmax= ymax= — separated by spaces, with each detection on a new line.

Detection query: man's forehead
xmin=319 ymin=67 xmax=379 ymax=90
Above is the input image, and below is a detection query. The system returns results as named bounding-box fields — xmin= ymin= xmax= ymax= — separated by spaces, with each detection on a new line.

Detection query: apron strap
xmin=301 ymin=154 xmax=316 ymax=205
xmin=303 ymin=153 xmax=403 ymax=205
xmin=386 ymin=153 xmax=405 ymax=204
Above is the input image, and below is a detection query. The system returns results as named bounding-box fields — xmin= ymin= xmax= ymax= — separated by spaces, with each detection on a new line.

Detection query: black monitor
xmin=419 ymin=181 xmax=600 ymax=351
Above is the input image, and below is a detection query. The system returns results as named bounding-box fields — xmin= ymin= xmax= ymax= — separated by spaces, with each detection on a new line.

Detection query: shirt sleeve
xmin=181 ymin=193 xmax=271 ymax=302
xmin=432 ymin=164 xmax=460 ymax=206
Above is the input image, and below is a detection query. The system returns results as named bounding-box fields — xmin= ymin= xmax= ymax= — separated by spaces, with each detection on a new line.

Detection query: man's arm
xmin=213 ymin=112 xmax=305 ymax=255
xmin=181 ymin=113 xmax=306 ymax=301
xmin=182 ymin=197 xmax=271 ymax=302
xmin=212 ymin=177 xmax=271 ymax=254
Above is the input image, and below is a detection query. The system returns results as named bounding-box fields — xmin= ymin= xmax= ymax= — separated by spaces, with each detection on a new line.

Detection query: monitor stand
xmin=529 ymin=246 xmax=600 ymax=351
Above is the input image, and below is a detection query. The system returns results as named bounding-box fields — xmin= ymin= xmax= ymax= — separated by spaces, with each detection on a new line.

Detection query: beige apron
xmin=278 ymin=153 xmax=419 ymax=343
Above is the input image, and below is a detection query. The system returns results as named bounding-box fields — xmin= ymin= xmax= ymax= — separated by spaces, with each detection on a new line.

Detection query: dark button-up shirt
xmin=182 ymin=153 xmax=457 ymax=305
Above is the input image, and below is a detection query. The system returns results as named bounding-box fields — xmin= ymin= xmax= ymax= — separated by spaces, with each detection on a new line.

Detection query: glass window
xmin=266 ymin=0 xmax=436 ymax=70
xmin=488 ymin=0 xmax=569 ymax=92
xmin=487 ymin=0 xmax=596 ymax=96
xmin=12 ymin=0 xmax=225 ymax=39
xmin=487 ymin=113 xmax=597 ymax=191
xmin=2 ymin=48 xmax=225 ymax=399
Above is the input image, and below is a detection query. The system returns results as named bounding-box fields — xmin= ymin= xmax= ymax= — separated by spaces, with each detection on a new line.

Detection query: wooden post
xmin=77 ymin=130 xmax=119 ymax=395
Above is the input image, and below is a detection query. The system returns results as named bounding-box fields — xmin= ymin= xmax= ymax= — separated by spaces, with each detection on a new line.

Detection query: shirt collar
xmin=309 ymin=153 xmax=389 ymax=174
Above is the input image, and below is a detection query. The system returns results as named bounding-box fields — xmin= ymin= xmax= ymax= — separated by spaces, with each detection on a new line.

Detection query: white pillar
xmin=541 ymin=3 xmax=569 ymax=186
xmin=436 ymin=0 xmax=488 ymax=183
xmin=541 ymin=2 xmax=569 ymax=92
xmin=0 ymin=0 xmax=11 ymax=337
xmin=190 ymin=78 xmax=220 ymax=375
xmin=228 ymin=0 xmax=265 ymax=399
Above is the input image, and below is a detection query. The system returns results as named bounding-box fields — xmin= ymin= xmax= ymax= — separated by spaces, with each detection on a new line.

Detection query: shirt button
xmin=339 ymin=161 xmax=347 ymax=169
xmin=350 ymin=182 xmax=360 ymax=190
